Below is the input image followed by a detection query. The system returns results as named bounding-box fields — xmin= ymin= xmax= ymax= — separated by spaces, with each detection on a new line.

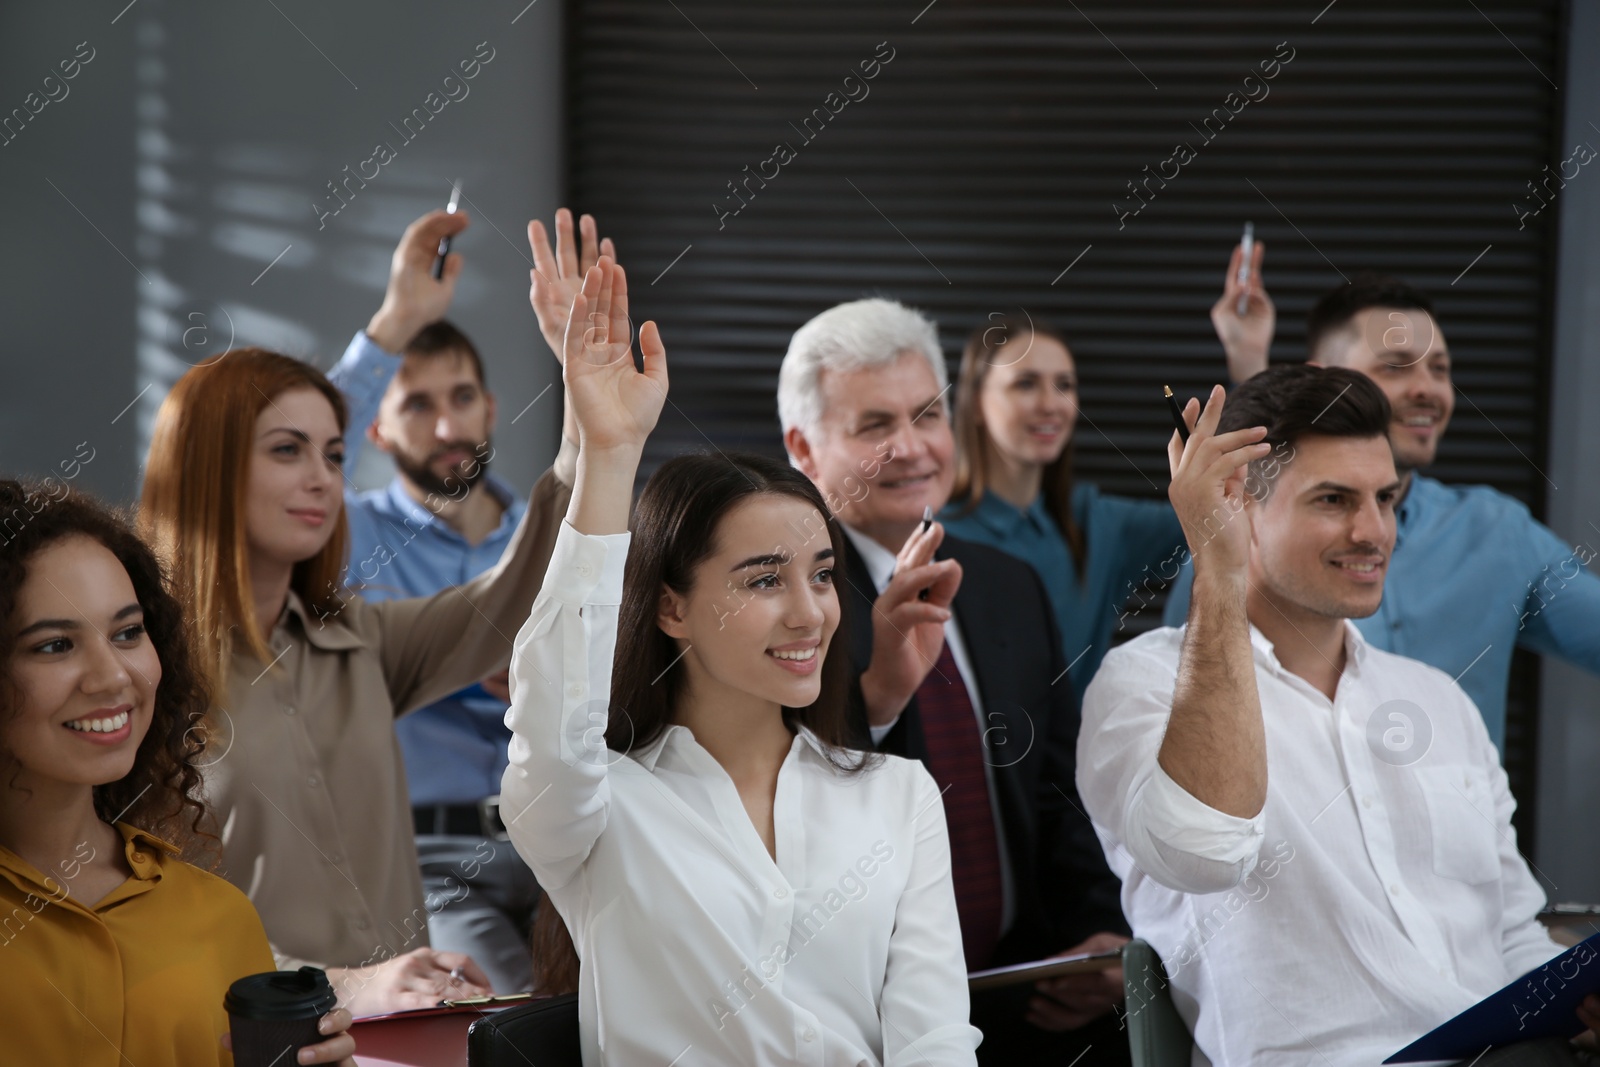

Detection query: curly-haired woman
xmin=0 ymin=479 xmax=354 ymax=1065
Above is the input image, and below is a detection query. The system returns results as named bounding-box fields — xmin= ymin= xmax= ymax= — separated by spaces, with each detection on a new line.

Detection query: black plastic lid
xmin=224 ymin=967 xmax=337 ymax=1020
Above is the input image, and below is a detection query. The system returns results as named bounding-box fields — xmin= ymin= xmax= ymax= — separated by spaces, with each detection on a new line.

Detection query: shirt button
xmin=330 ymin=853 xmax=344 ymax=864
xmin=307 ymin=775 xmax=321 ymax=787
xmin=354 ymin=917 xmax=370 ymax=931
xmin=569 ymin=683 xmax=584 ymax=697
xmin=282 ymin=704 xmax=297 ymax=715
xmin=774 ymin=887 xmax=788 ymax=900
xmin=1362 ymin=795 xmax=1373 ymax=809
xmin=1389 ymin=883 xmax=1401 ymax=896
xmin=576 ymin=563 xmax=593 ymax=578
xmin=801 ymin=1028 xmax=816 ymax=1042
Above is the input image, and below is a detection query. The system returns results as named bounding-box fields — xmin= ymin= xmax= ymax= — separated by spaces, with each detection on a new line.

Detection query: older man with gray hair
xmin=779 ymin=297 xmax=1131 ymax=1066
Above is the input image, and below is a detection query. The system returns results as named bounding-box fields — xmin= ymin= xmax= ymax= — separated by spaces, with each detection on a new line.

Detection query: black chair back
xmin=466 ymin=993 xmax=582 ymax=1067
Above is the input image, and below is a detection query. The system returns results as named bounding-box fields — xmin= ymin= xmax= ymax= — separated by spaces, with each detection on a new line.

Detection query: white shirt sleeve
xmin=1078 ymin=640 xmax=1266 ymax=895
xmin=880 ymin=764 xmax=983 ymax=1066
xmin=325 ymin=331 xmax=401 ymax=472
xmin=500 ymin=521 xmax=631 ymax=893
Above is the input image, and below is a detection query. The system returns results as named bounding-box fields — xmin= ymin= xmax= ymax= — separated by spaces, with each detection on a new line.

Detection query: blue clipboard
xmin=1384 ymin=931 xmax=1600 ymax=1063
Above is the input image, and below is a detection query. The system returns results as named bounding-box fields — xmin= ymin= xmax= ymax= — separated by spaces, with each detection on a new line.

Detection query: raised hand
xmin=562 ymin=258 xmax=667 ymax=538
xmin=1211 ymin=239 xmax=1274 ymax=384
xmin=366 ymin=209 xmax=471 ymax=352
xmin=563 ymin=258 xmax=667 ymax=454
xmin=1165 ymin=385 xmax=1270 ymax=579
xmin=528 ymin=208 xmax=616 ymax=364
xmin=859 ymin=521 xmax=963 ymax=727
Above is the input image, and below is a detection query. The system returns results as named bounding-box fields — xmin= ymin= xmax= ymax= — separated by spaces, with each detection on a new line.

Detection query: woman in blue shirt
xmin=940 ymin=315 xmax=1184 ymax=695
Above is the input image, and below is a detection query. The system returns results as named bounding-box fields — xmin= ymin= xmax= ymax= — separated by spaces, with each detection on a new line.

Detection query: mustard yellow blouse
xmin=0 ymin=822 xmax=274 ymax=1066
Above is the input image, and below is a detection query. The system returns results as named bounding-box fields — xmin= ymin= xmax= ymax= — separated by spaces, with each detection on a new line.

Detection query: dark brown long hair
xmin=531 ymin=451 xmax=875 ymax=994
xmin=949 ymin=314 xmax=1086 ymax=576
xmin=0 ymin=479 xmax=213 ymax=859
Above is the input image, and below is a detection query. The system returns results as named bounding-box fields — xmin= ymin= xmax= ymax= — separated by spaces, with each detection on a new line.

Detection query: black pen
xmin=433 ymin=179 xmax=462 ymax=280
xmin=1164 ymin=385 xmax=1190 ymax=444
xmin=917 ymin=505 xmax=933 ymax=600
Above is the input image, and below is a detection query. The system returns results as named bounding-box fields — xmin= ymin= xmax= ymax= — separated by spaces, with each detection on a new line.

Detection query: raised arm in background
xmin=1212 ymin=238 xmax=1274 ymax=384
xmin=330 ymin=209 xmax=470 ymax=469
xmin=529 ymin=208 xmax=616 ymax=460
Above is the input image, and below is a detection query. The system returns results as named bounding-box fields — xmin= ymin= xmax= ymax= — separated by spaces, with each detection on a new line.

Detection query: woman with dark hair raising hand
xmin=501 ymin=258 xmax=980 ymax=1065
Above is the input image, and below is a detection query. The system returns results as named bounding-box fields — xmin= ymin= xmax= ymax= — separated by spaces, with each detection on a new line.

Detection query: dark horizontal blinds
xmin=567 ymin=0 xmax=1563 ymax=828
xmin=568 ymin=0 xmax=1559 ymax=495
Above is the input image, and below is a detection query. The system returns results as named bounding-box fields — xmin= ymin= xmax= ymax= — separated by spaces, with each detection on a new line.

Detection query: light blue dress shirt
xmin=1161 ymin=472 xmax=1600 ymax=752
xmin=939 ymin=483 xmax=1183 ymax=696
xmin=328 ymin=331 xmax=528 ymax=806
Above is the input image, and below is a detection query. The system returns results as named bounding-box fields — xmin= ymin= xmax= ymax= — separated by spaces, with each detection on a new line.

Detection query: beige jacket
xmin=202 ymin=461 xmax=571 ymax=971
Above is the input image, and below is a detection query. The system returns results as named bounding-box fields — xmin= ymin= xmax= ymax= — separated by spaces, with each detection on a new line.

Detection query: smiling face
xmin=786 ymin=350 xmax=954 ymax=551
xmin=1246 ymin=434 xmax=1402 ymax=622
xmin=657 ymin=494 xmax=841 ymax=714
xmin=1314 ymin=306 xmax=1454 ymax=473
xmin=3 ymin=536 xmax=160 ymax=792
xmin=373 ymin=351 xmax=496 ymax=498
xmin=977 ymin=332 xmax=1079 ymax=469
xmin=245 ymin=387 xmax=346 ymax=569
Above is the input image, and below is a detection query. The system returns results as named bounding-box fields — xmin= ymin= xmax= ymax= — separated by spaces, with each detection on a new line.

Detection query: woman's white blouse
xmin=501 ymin=522 xmax=980 ymax=1067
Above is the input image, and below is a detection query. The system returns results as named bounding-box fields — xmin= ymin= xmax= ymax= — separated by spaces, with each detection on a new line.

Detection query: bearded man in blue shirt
xmin=327 ymin=207 xmax=607 ymax=993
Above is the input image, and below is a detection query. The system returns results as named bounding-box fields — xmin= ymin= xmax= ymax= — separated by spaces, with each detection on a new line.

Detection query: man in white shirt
xmin=1077 ymin=364 xmax=1600 ymax=1066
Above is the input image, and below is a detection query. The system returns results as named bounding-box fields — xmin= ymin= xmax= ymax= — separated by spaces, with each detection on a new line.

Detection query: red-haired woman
xmin=138 ymin=349 xmax=568 ymax=1015
xmin=0 ymin=479 xmax=355 ymax=1064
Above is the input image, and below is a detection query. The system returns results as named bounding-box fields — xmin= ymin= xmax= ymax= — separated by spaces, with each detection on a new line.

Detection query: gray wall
xmin=0 ymin=0 xmax=565 ymax=502
xmin=1535 ymin=0 xmax=1600 ymax=904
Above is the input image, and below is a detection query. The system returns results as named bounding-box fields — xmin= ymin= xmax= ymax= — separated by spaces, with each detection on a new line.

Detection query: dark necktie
xmin=914 ymin=638 xmax=1004 ymax=970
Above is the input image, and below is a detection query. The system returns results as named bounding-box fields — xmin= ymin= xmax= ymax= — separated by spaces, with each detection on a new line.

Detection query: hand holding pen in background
xmin=1212 ymin=224 xmax=1275 ymax=385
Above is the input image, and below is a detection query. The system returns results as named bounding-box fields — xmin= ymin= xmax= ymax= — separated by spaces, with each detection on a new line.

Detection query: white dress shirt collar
xmin=630 ymin=722 xmax=834 ymax=773
xmin=841 ymin=523 xmax=900 ymax=590
xmin=1244 ymin=617 xmax=1371 ymax=678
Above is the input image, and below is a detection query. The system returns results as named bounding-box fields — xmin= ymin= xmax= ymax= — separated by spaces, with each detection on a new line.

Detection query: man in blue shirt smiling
xmin=327 ymin=208 xmax=604 ymax=992
xmin=1162 ymin=245 xmax=1600 ymax=754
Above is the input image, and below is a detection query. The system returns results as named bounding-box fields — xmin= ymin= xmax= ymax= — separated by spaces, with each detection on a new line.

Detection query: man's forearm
xmin=1158 ymin=567 xmax=1267 ymax=817
xmin=366 ymin=305 xmax=421 ymax=354
xmin=1223 ymin=338 xmax=1270 ymax=385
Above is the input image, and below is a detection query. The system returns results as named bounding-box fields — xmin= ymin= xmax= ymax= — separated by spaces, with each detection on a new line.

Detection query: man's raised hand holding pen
xmin=1159 ymin=386 xmax=1273 ymax=820
xmin=1212 ymin=235 xmax=1275 ymax=385
xmin=857 ymin=512 xmax=962 ymax=728
xmin=366 ymin=208 xmax=472 ymax=353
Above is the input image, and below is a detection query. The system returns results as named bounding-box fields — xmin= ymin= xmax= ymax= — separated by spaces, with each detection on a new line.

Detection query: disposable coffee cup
xmin=225 ymin=966 xmax=337 ymax=1067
